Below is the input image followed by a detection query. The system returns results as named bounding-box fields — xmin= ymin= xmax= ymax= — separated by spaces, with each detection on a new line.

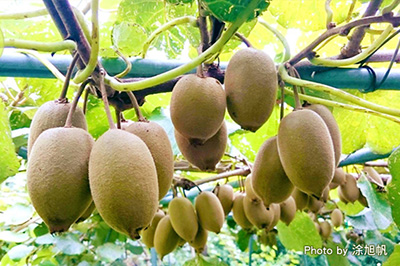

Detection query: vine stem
xmin=283 ymin=87 xmax=400 ymax=124
xmin=65 ymin=79 xmax=91 ymax=128
xmin=105 ymin=0 xmax=263 ymax=92
xmin=141 ymin=16 xmax=197 ymax=58
xmin=0 ymin=8 xmax=48 ymax=19
xmin=310 ymin=25 xmax=393 ymax=66
xmin=127 ymin=91 xmax=146 ymax=122
xmin=194 ymin=167 xmax=251 ymax=186
xmin=325 ymin=0 xmax=333 ymax=29
xmin=258 ymin=19 xmax=291 ymax=62
xmin=114 ymin=48 xmax=132 ymax=78
xmin=99 ymin=69 xmax=116 ymax=130
xmin=14 ymin=49 xmax=78 ymax=88
xmin=59 ymin=53 xmax=80 ymax=100
xmin=4 ymin=39 xmax=76 ymax=52
xmin=383 ymin=0 xmax=400 ymax=14
xmin=279 ymin=64 xmax=400 ymax=117
xmin=72 ymin=0 xmax=99 ymax=84
xmin=72 ymin=6 xmax=92 ymax=45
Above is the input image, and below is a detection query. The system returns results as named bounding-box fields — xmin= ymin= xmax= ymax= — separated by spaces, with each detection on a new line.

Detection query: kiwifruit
xmin=305 ymin=104 xmax=342 ymax=166
xmin=307 ymin=197 xmax=324 ymax=213
xmin=251 ymin=136 xmax=293 ymax=207
xmin=329 ymin=181 xmax=339 ymax=190
xmin=277 ymin=109 xmax=335 ymax=199
xmin=170 ymin=74 xmax=226 ymax=144
xmin=125 ymin=121 xmax=174 ymax=200
xmin=195 ymin=191 xmax=225 ymax=233
xmin=258 ymin=230 xmax=277 ymax=247
xmin=189 ymin=224 xmax=208 ymax=253
xmin=314 ymin=222 xmax=321 ymax=234
xmin=243 ymin=195 xmax=275 ymax=229
xmin=337 ymin=186 xmax=349 ymax=204
xmin=175 ymin=122 xmax=227 ymax=171
xmin=75 ymin=202 xmax=96 ymax=223
xmin=28 ymin=100 xmax=87 ymax=157
xmin=332 ymin=168 xmax=346 ymax=186
xmin=331 ymin=208 xmax=343 ymax=228
xmin=224 ymin=48 xmax=278 ymax=132
xmin=177 ymin=236 xmax=186 ymax=247
xmin=320 ymin=221 xmax=332 ymax=240
xmin=214 ymin=184 xmax=234 ymax=216
xmin=232 ymin=193 xmax=253 ymax=230
xmin=268 ymin=203 xmax=281 ymax=230
xmin=89 ymin=129 xmax=159 ymax=239
xmin=364 ymin=167 xmax=384 ymax=187
xmin=154 ymin=215 xmax=180 ymax=259
xmin=169 ymin=197 xmax=198 ymax=242
xmin=27 ymin=127 xmax=93 ymax=233
xmin=279 ymin=197 xmax=296 ymax=225
xmin=291 ymin=188 xmax=309 ymax=211
xmin=141 ymin=210 xmax=165 ymax=248
xmin=321 ymin=187 xmax=330 ymax=202
xmin=245 ymin=175 xmax=260 ymax=203
xmin=358 ymin=193 xmax=368 ymax=207
xmin=339 ymin=174 xmax=360 ymax=203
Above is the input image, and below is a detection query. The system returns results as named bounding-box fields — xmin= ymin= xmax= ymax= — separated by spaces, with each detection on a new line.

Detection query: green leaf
xmin=201 ymin=0 xmax=270 ymax=23
xmin=346 ymin=209 xmax=379 ymax=230
xmin=388 ymin=147 xmax=400 ymax=227
xmin=364 ymin=230 xmax=395 ymax=262
xmin=112 ymin=21 xmax=147 ymax=56
xmin=0 ymin=231 xmax=30 ymax=243
xmin=236 ymin=230 xmax=251 ymax=252
xmin=183 ymin=254 xmax=229 ymax=266
xmin=54 ymin=235 xmax=86 ymax=255
xmin=357 ymin=175 xmax=392 ymax=229
xmin=126 ymin=242 xmax=144 ymax=255
xmin=7 ymin=245 xmax=34 ymax=261
xmin=0 ymin=101 xmax=19 ymax=183
xmin=325 ymin=240 xmax=350 ymax=266
xmin=384 ymin=245 xmax=400 ymax=266
xmin=96 ymin=243 xmax=125 ymax=262
xmin=277 ymin=211 xmax=322 ymax=253
xmin=33 ymin=222 xmax=49 ymax=237
xmin=0 ymin=204 xmax=33 ymax=225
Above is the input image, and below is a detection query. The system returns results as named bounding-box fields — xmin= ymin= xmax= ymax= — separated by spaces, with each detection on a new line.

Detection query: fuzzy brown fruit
xmin=125 ymin=121 xmax=174 ymax=200
xmin=175 ymin=122 xmax=227 ymax=171
xmin=28 ymin=100 xmax=87 ymax=157
xmin=89 ymin=129 xmax=159 ymax=239
xmin=189 ymin=224 xmax=208 ymax=253
xmin=76 ymin=202 xmax=96 ymax=223
xmin=154 ymin=215 xmax=180 ymax=259
xmin=292 ymin=188 xmax=309 ymax=211
xmin=279 ymin=197 xmax=296 ymax=225
xmin=332 ymin=168 xmax=346 ymax=186
xmin=232 ymin=193 xmax=253 ymax=230
xmin=141 ymin=210 xmax=165 ymax=248
xmin=195 ymin=191 xmax=225 ymax=234
xmin=243 ymin=195 xmax=275 ymax=229
xmin=170 ymin=74 xmax=226 ymax=144
xmin=169 ymin=197 xmax=198 ymax=242
xmin=277 ymin=109 xmax=335 ymax=199
xmin=27 ymin=127 xmax=93 ymax=233
xmin=320 ymin=221 xmax=332 ymax=240
xmin=225 ymin=48 xmax=278 ymax=131
xmin=252 ymin=136 xmax=293 ymax=207
xmin=214 ymin=184 xmax=234 ymax=216
xmin=339 ymin=174 xmax=360 ymax=203
xmin=331 ymin=208 xmax=343 ymax=228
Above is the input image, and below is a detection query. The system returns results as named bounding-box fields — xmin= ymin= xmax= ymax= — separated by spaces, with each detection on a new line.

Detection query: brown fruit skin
xmin=27 ymin=127 xmax=94 ymax=233
xmin=279 ymin=197 xmax=296 ymax=225
xmin=169 ymin=197 xmax=198 ymax=242
xmin=339 ymin=174 xmax=360 ymax=203
xmin=175 ymin=122 xmax=227 ymax=171
xmin=214 ymin=184 xmax=234 ymax=216
xmin=232 ymin=193 xmax=253 ymax=230
xmin=28 ymin=100 xmax=87 ymax=157
xmin=338 ymin=186 xmax=349 ymax=204
xmin=329 ymin=182 xmax=339 ymax=190
xmin=331 ymin=208 xmax=343 ymax=228
xmin=195 ymin=191 xmax=225 ymax=234
xmin=358 ymin=193 xmax=368 ymax=207
xmin=332 ymin=168 xmax=346 ymax=186
xmin=154 ymin=215 xmax=180 ymax=259
xmin=170 ymin=74 xmax=226 ymax=143
xmin=245 ymin=175 xmax=260 ymax=202
xmin=320 ymin=221 xmax=332 ymax=240
xmin=76 ymin=202 xmax=96 ymax=223
xmin=305 ymin=104 xmax=342 ymax=166
xmin=364 ymin=167 xmax=384 ymax=187
xmin=307 ymin=197 xmax=324 ymax=213
xmin=277 ymin=109 xmax=335 ymax=199
xmin=268 ymin=203 xmax=281 ymax=230
xmin=243 ymin=195 xmax=275 ymax=229
xmin=189 ymin=224 xmax=208 ymax=253
xmin=225 ymin=48 xmax=278 ymax=132
xmin=252 ymin=136 xmax=293 ymax=207
xmin=292 ymin=188 xmax=309 ymax=211
xmin=89 ymin=129 xmax=159 ymax=239
xmin=125 ymin=121 xmax=174 ymax=200
xmin=141 ymin=210 xmax=165 ymax=248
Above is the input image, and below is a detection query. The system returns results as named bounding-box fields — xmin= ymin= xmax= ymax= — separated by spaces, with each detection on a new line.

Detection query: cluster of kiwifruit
xmin=27 ymin=98 xmax=174 ymax=240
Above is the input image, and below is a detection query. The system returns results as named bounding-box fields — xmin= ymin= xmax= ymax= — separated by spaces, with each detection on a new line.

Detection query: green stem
xmin=99 ymin=69 xmax=116 ymax=130
xmin=382 ymin=0 xmax=400 ymax=14
xmin=114 ymin=48 xmax=132 ymax=78
xmin=0 ymin=8 xmax=48 ymax=19
xmin=325 ymin=0 xmax=333 ymax=28
xmin=346 ymin=0 xmax=357 ymax=22
xmin=310 ymin=25 xmax=393 ymax=66
xmin=258 ymin=19 xmax=290 ymax=62
xmin=73 ymin=0 xmax=99 ymax=84
xmin=14 ymin=49 xmax=78 ymax=88
xmin=72 ymin=6 xmax=92 ymax=46
xmin=141 ymin=16 xmax=197 ymax=59
xmin=279 ymin=64 xmax=400 ymax=117
xmin=284 ymin=87 xmax=400 ymax=124
xmin=4 ymin=39 xmax=76 ymax=52
xmin=105 ymin=0 xmax=263 ymax=92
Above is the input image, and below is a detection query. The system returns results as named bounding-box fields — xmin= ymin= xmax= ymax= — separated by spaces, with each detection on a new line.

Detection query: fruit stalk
xmin=59 ymin=53 xmax=80 ymax=100
xmin=126 ymin=91 xmax=145 ymax=122
xmin=65 ymin=79 xmax=91 ymax=128
xmin=99 ymin=69 xmax=116 ymax=130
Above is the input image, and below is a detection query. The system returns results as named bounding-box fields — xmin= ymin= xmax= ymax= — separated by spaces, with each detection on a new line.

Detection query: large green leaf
xmin=384 ymin=245 xmax=400 ymax=266
xmin=364 ymin=230 xmax=395 ymax=262
xmin=325 ymin=240 xmax=350 ymax=266
xmin=7 ymin=245 xmax=34 ymax=261
xmin=277 ymin=211 xmax=322 ymax=253
xmin=96 ymin=243 xmax=125 ymax=262
xmin=54 ymin=235 xmax=86 ymax=255
xmin=183 ymin=254 xmax=229 ymax=266
xmin=0 ymin=101 xmax=19 ymax=183
xmin=388 ymin=147 xmax=400 ymax=227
